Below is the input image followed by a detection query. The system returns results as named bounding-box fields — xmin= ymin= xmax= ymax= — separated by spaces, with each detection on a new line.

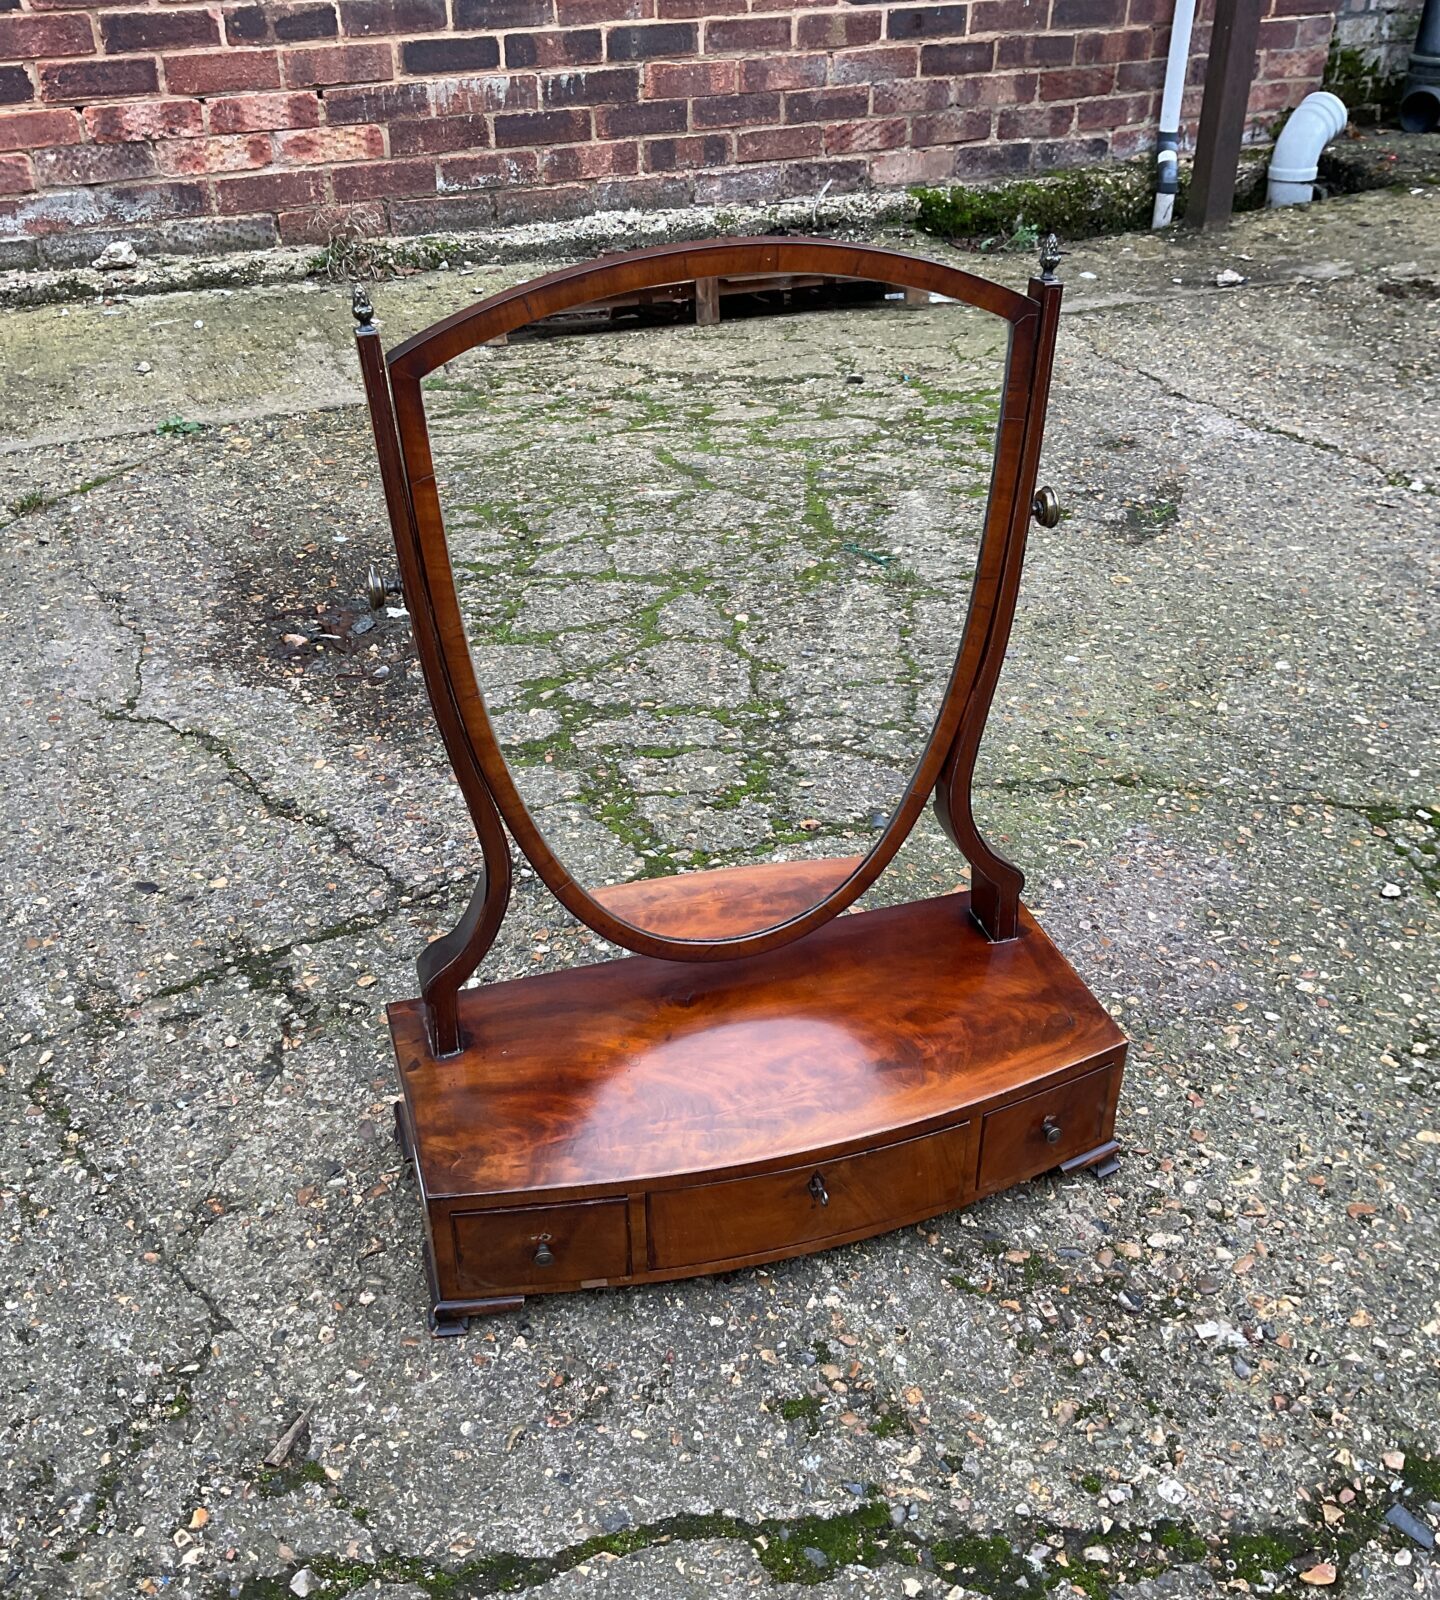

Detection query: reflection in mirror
xmin=424 ymin=285 xmax=1009 ymax=942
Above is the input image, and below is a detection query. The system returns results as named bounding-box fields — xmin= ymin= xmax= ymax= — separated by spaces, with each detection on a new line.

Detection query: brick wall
xmin=1 ymin=0 xmax=1341 ymax=268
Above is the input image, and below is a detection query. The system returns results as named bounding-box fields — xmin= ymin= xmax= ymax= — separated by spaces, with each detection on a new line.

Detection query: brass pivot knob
xmin=366 ymin=563 xmax=403 ymax=611
xmin=533 ymin=1241 xmax=554 ymax=1266
xmin=1042 ymin=1116 xmax=1063 ymax=1145
xmin=808 ymin=1172 xmax=830 ymax=1207
xmin=1031 ymin=486 xmax=1061 ymax=529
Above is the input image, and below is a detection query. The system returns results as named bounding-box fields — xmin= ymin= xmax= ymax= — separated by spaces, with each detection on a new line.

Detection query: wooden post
xmin=694 ymin=276 xmax=720 ymax=326
xmin=1184 ymin=0 xmax=1263 ymax=230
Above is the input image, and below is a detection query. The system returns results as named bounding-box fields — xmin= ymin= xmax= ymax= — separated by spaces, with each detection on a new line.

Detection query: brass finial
xmin=1039 ymin=232 xmax=1062 ymax=283
xmin=351 ymin=282 xmax=374 ymax=327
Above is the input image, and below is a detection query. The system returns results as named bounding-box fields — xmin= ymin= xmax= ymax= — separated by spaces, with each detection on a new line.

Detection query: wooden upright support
xmin=1185 ymin=0 xmax=1263 ymax=230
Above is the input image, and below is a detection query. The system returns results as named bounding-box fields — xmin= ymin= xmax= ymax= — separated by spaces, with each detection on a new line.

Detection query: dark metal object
xmin=1400 ymin=0 xmax=1440 ymax=131
xmin=809 ymin=1171 xmax=830 ymax=1206
xmin=1185 ymin=0 xmax=1263 ymax=230
xmin=533 ymin=1241 xmax=554 ymax=1266
xmin=351 ymin=283 xmax=374 ymax=327
xmin=1042 ymin=1116 xmax=1063 ymax=1145
xmin=1039 ymin=233 xmax=1062 ymax=283
xmin=1031 ymin=486 xmax=1060 ymax=528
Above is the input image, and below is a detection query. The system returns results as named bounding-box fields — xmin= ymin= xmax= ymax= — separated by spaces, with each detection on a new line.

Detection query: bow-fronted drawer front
xmin=976 ymin=1063 xmax=1120 ymax=1197
xmin=451 ymin=1199 xmax=630 ymax=1295
xmin=648 ymin=1121 xmax=975 ymax=1272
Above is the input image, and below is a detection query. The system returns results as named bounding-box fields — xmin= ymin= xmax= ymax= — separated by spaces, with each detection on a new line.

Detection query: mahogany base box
xmin=388 ymin=873 xmax=1126 ymax=1333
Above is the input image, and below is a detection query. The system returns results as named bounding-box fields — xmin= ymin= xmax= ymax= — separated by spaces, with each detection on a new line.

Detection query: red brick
xmin=275 ymin=124 xmax=386 ymax=163
xmin=0 ymin=68 xmax=36 ymax=108
xmin=0 ymin=14 xmax=94 ymax=59
xmin=1034 ymin=133 xmax=1107 ymax=165
xmin=1116 ymin=57 xmax=1165 ymax=90
xmin=658 ymin=0 xmax=743 ymax=16
xmin=284 ymin=42 xmax=393 ymax=85
xmin=437 ymin=148 xmax=540 ymax=187
xmin=226 ymin=4 xmax=340 ymax=45
xmin=643 ymin=131 xmax=728 ymax=169
xmin=103 ymin=9 xmax=219 ymax=52
xmin=997 ymin=101 xmax=1074 ymax=137
xmin=208 ymin=91 xmax=321 ymax=133
xmin=33 ymin=140 xmax=154 ymax=187
xmin=1075 ymin=90 xmax=1150 ymax=129
xmin=1258 ymin=17 xmax=1299 ymax=48
xmin=84 ymin=100 xmax=203 ymax=143
xmin=1295 ymin=15 xmax=1334 ymax=46
xmin=542 ymin=138 xmax=638 ymax=179
xmin=917 ymin=39 xmax=994 ymax=74
xmin=606 ymin=22 xmax=696 ymax=58
xmin=595 ymin=97 xmax=685 ymax=135
xmin=795 ymin=10 xmax=881 ymax=49
xmin=592 ymin=172 xmax=687 ymax=207
xmin=1038 ymin=65 xmax=1115 ymax=99
xmin=825 ymin=115 xmax=907 ymax=152
xmin=276 ymin=199 xmax=385 ymax=241
xmin=163 ymin=51 xmax=280 ymax=95
xmin=0 ymin=153 xmax=33 ymax=196
xmin=739 ymin=53 xmax=825 ymax=92
xmin=704 ymin=15 xmax=790 ymax=51
xmin=886 ymin=5 xmax=968 ymax=38
xmin=781 ymin=157 xmax=866 ymax=196
xmin=951 ymin=139 xmax=1032 ymax=176
xmin=996 ymin=32 xmax=1074 ymax=66
xmin=324 ymin=80 xmax=429 ymax=120
xmin=494 ymin=106 xmax=592 ymax=144
xmin=390 ymin=113 xmax=491 ymax=152
xmin=913 ymin=107 xmax=991 ymax=143
xmin=456 ymin=0 xmax=554 ymax=25
xmin=494 ymin=182 xmax=594 ymax=222
xmin=1108 ymin=123 xmax=1153 ymax=157
xmin=645 ymin=59 xmax=734 ymax=98
xmin=969 ymin=0 xmax=1045 ymax=29
xmin=1076 ymin=26 xmax=1155 ymax=63
xmin=541 ymin=66 xmax=639 ymax=103
xmin=872 ymin=77 xmax=949 ymax=112
xmin=830 ymin=46 xmax=918 ymax=83
xmin=390 ymin=190 xmax=498 ymax=229
xmin=947 ymin=68 xmax=1035 ymax=106
xmin=431 ymin=73 xmax=539 ymax=112
xmin=736 ymin=123 xmax=821 ymax=161
xmin=693 ymin=162 xmax=782 ymax=202
xmin=333 ymin=155 xmax=435 ymax=198
xmin=784 ymin=86 xmax=869 ymax=122
xmin=870 ymin=145 xmax=956 ymax=184
xmin=504 ymin=29 xmax=602 ymax=66
xmin=0 ymin=108 xmax=81 ymax=152
xmin=39 ymin=57 xmax=157 ymax=101
xmin=216 ymin=169 xmax=326 ymax=214
xmin=558 ymin=0 xmax=651 ymax=19
xmin=340 ymin=0 xmax=447 ymax=34
xmin=154 ymin=132 xmax=274 ymax=175
xmin=691 ymin=90 xmax=781 ymax=127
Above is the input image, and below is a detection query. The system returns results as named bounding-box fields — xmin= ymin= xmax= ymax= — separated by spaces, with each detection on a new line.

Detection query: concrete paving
xmin=2 ymin=184 xmax=1438 ymax=1600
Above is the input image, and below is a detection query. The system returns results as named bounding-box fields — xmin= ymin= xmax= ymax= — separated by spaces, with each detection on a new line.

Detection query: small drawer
xmin=976 ymin=1064 xmax=1117 ymax=1196
xmin=450 ymin=1199 xmax=629 ymax=1295
xmin=649 ymin=1122 xmax=973 ymax=1272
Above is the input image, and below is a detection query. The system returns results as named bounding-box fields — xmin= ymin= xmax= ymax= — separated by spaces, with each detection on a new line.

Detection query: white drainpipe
xmin=1151 ymin=0 xmax=1198 ymax=228
xmin=1267 ymin=90 xmax=1349 ymax=205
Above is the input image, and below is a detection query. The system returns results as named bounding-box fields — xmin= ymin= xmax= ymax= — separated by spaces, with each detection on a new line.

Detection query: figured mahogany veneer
xmin=355 ymin=235 xmax=1130 ymax=1331
xmin=389 ymin=871 xmax=1124 ymax=1329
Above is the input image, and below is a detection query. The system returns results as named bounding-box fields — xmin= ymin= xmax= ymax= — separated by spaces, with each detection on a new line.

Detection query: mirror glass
xmin=424 ymin=278 xmax=1009 ymax=942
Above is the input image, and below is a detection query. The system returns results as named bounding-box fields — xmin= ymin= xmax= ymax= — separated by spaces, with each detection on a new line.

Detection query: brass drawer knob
xmin=533 ymin=1241 xmax=554 ymax=1266
xmin=1042 ymin=1116 xmax=1063 ymax=1145
xmin=808 ymin=1171 xmax=829 ymax=1207
xmin=1031 ymin=486 xmax=1061 ymax=528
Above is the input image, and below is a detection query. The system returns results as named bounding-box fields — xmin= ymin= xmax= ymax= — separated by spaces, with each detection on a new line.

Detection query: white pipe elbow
xmin=1267 ymin=90 xmax=1348 ymax=207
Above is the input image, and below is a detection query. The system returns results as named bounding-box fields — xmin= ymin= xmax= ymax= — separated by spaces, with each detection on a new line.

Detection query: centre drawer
xmin=648 ymin=1121 xmax=974 ymax=1272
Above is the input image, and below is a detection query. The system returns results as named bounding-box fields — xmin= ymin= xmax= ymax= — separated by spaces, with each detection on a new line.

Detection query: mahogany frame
xmin=356 ymin=235 xmax=1064 ymax=1057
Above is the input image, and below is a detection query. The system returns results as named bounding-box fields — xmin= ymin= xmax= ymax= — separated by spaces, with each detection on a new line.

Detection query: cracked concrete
xmin=2 ymin=184 xmax=1438 ymax=1600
